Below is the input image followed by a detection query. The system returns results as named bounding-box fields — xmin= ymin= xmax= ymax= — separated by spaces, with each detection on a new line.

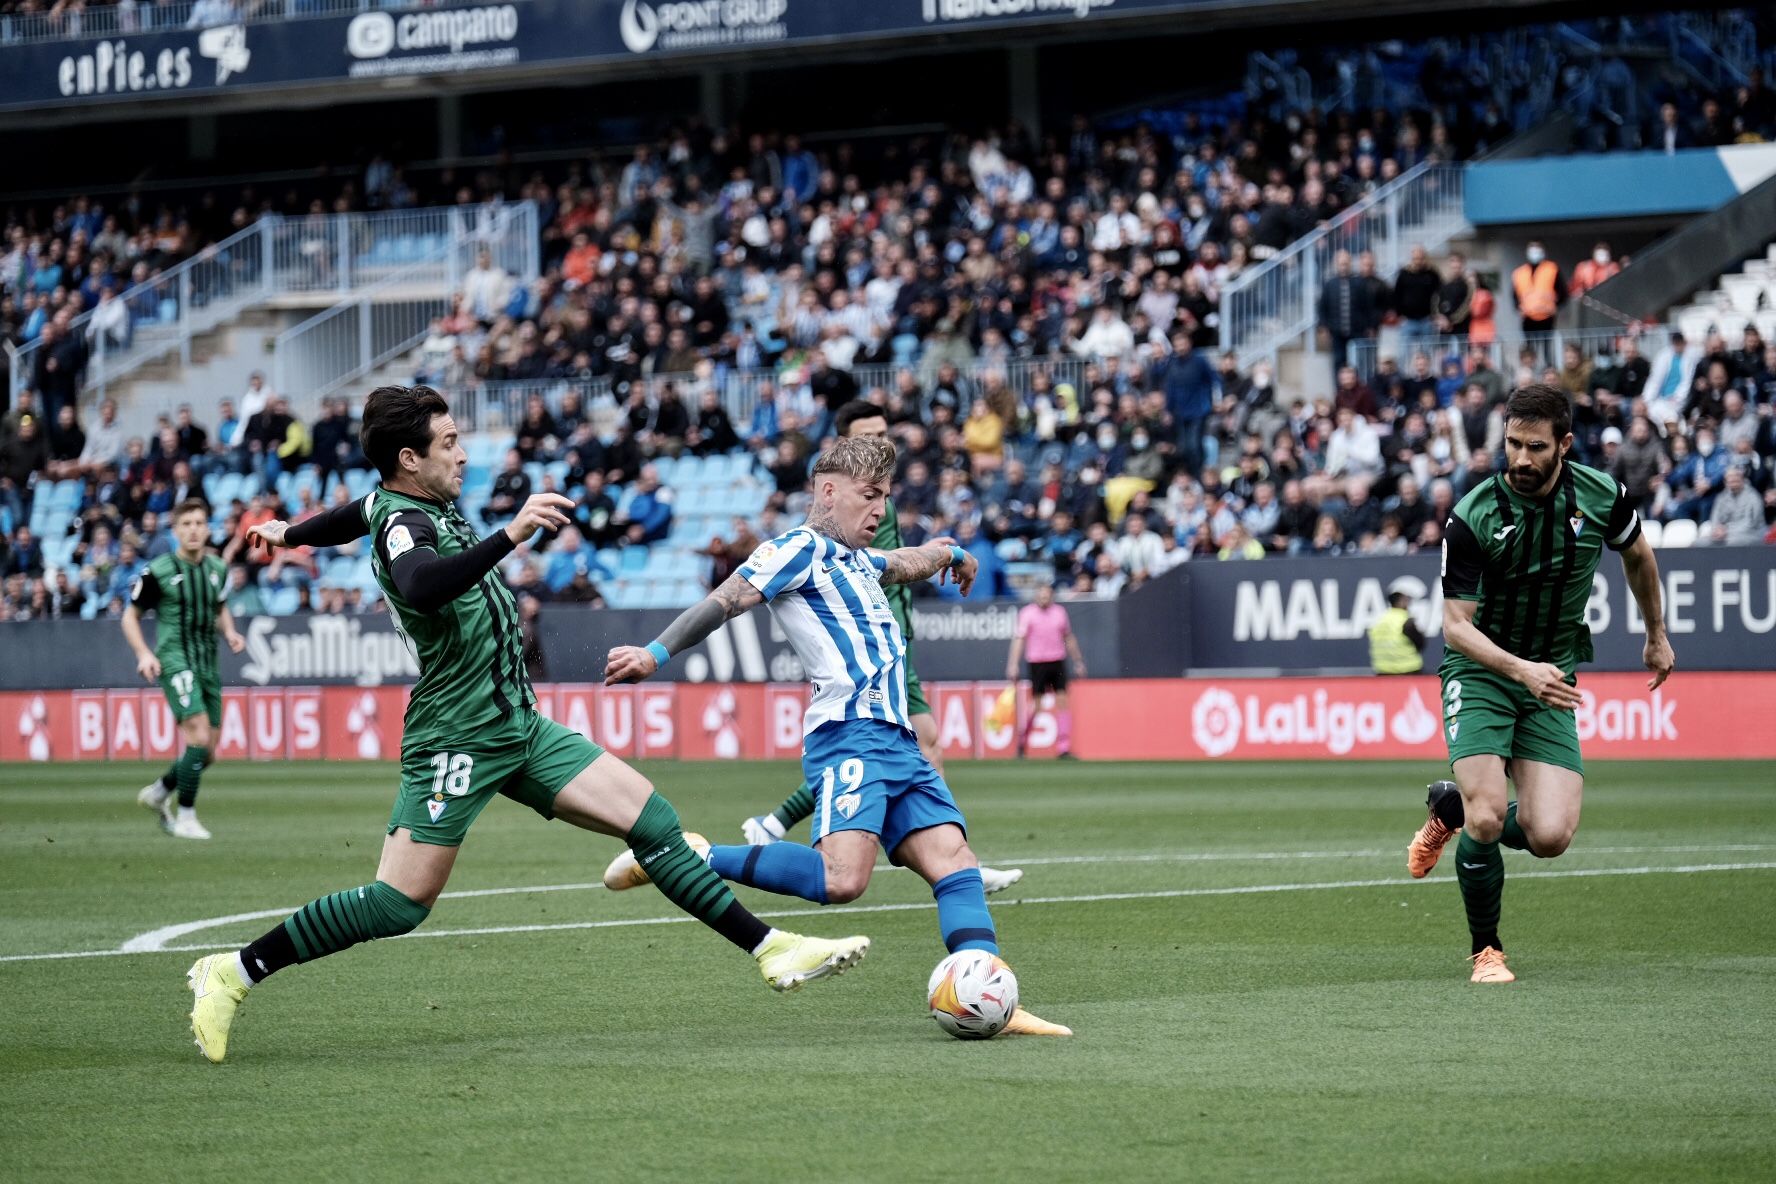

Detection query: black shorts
xmin=1029 ymin=660 xmax=1068 ymax=696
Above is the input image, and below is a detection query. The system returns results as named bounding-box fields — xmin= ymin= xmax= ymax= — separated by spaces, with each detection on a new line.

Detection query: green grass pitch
xmin=2 ymin=758 xmax=1773 ymax=1183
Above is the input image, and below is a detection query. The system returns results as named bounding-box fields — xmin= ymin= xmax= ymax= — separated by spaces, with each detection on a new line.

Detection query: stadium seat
xmin=1721 ymin=275 xmax=1763 ymax=314
xmin=1637 ymin=518 xmax=1662 ymax=548
xmin=1658 ymin=518 xmax=1697 ymax=548
xmin=619 ymin=546 xmax=649 ymax=575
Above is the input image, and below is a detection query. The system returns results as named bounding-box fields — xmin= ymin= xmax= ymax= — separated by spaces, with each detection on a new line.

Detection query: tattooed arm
xmin=604 ymin=573 xmax=765 ymax=684
xmin=878 ymin=540 xmax=977 ymax=597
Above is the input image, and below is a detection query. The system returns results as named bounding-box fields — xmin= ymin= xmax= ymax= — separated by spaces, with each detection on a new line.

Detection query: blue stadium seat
xmin=267 ymin=586 xmax=301 ymax=615
xmin=544 ymin=460 xmax=570 ymax=488
xmin=619 ymin=546 xmax=649 ymax=575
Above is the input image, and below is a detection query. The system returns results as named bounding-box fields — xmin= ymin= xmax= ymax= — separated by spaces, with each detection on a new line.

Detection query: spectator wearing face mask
xmin=1570 ymin=242 xmax=1621 ymax=296
xmin=1512 ymin=240 xmax=1565 ymax=338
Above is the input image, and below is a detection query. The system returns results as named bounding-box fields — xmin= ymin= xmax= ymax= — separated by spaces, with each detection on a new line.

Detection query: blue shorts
xmin=803 ymin=718 xmax=967 ymax=858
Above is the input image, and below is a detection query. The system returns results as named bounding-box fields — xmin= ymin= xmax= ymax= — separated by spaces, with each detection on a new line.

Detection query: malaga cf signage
xmin=4 ymin=0 xmax=1229 ymax=112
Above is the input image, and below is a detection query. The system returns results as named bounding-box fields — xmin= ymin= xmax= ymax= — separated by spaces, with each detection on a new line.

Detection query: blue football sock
xmin=933 ymin=868 xmax=998 ymax=953
xmin=707 ymin=842 xmax=829 ymax=905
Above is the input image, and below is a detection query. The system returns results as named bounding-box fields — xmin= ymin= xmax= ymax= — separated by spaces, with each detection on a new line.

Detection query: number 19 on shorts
xmin=822 ymin=758 xmax=865 ymax=825
xmin=1443 ymin=680 xmax=1462 ymax=741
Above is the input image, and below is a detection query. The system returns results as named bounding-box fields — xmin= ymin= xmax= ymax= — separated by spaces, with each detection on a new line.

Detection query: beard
xmin=1507 ymin=455 xmax=1560 ymax=493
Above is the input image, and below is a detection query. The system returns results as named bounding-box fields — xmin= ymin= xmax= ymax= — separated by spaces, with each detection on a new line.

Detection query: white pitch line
xmin=2 ymin=860 xmax=1772 ymax=967
xmin=110 ymin=842 xmax=1776 ymax=954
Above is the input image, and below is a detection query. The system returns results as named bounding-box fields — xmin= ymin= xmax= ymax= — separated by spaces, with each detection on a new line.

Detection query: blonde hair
xmin=812 ymin=435 xmax=896 ymax=487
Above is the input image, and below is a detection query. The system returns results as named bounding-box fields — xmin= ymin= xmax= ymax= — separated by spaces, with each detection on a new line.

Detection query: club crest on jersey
xmin=1569 ymin=511 xmax=1586 ymax=536
xmin=427 ymin=796 xmax=448 ymax=823
xmin=386 ymin=523 xmax=416 ymax=560
xmin=835 ymin=792 xmax=861 ymax=819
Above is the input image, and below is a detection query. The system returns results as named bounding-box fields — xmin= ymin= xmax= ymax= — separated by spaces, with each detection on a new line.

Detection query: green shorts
xmin=1440 ymin=669 xmax=1583 ymax=775
xmin=392 ymin=709 xmax=605 ymax=847
xmin=905 ymin=661 xmax=930 ymax=718
xmin=160 ymin=668 xmax=222 ymax=726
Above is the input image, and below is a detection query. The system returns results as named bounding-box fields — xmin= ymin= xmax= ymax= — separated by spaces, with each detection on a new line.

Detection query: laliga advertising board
xmin=4 ymin=675 xmax=1775 ymax=762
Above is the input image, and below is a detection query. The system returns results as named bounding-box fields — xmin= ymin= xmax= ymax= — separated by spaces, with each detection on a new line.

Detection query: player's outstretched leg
xmin=572 ymin=759 xmax=867 ymax=993
xmin=1408 ymin=779 xmax=1464 ymax=877
xmin=191 ymin=877 xmax=436 ymax=1062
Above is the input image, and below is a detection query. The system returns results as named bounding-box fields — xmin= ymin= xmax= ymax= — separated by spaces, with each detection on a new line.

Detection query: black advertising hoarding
xmin=3 ymin=0 xmax=1240 ymax=113
xmin=1183 ymin=546 xmax=1776 ymax=673
xmin=0 ymin=547 xmax=1767 ymax=689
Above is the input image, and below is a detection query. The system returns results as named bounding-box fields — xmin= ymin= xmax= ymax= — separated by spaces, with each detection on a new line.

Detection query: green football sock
xmin=283 ymin=880 xmax=431 ymax=964
xmin=175 ymin=746 xmax=210 ymax=809
xmin=1455 ymin=832 xmax=1504 ymax=955
xmin=1498 ymin=800 xmax=1531 ymax=852
xmin=628 ymin=792 xmax=769 ymax=953
xmin=771 ymin=784 xmax=815 ymax=831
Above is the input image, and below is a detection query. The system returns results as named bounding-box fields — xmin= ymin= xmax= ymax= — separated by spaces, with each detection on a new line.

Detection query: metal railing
xmin=1348 ymin=324 xmax=1675 ymax=381
xmin=8 ymin=216 xmax=273 ymax=409
xmin=442 ymin=354 xmax=1099 ymax=436
xmin=273 ymin=203 xmax=537 ymax=403
xmin=1218 ymin=161 xmax=1468 ymax=371
xmin=0 ymin=0 xmax=436 ymax=47
xmin=8 ymin=202 xmax=539 ymax=407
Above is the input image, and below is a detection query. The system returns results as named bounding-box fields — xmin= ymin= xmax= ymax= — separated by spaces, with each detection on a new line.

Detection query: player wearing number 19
xmin=1406 ymin=384 xmax=1675 ymax=984
xmin=121 ymin=497 xmax=246 ymax=840
xmin=603 ymin=434 xmax=1070 ymax=1036
xmin=182 ymin=385 xmax=868 ymax=1064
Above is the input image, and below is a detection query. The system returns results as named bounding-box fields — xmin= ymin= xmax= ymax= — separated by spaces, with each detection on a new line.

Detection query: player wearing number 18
xmin=183 ymin=386 xmax=868 ymax=1064
xmin=1406 ymin=384 xmax=1675 ymax=984
xmin=602 ymin=435 xmax=1070 ymax=1036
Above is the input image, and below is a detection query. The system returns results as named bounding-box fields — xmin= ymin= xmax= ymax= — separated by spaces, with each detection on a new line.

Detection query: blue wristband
xmin=948 ymin=545 xmax=967 ymax=568
xmin=644 ymin=641 xmax=670 ymax=668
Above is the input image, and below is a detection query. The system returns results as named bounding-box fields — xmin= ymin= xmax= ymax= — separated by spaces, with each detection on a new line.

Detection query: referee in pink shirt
xmin=1007 ymin=581 xmax=1088 ymax=758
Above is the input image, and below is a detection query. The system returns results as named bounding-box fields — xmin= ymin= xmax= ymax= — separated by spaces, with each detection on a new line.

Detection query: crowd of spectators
xmin=5 ymin=66 xmax=1775 ymax=621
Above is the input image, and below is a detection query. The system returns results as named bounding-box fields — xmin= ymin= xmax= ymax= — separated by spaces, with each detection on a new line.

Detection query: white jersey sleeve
xmin=737 ymin=529 xmax=821 ymax=602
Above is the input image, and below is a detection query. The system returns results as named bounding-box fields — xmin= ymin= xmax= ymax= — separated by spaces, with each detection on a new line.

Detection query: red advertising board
xmin=3 ymin=674 xmax=1775 ymax=764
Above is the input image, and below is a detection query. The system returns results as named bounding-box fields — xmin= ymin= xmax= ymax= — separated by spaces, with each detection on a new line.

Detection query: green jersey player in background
xmin=122 ymin=497 xmax=246 ymax=840
xmin=183 ymin=385 xmax=868 ymax=1064
xmin=1405 ymin=384 xmax=1674 ymax=984
xmin=738 ymin=400 xmax=1024 ymax=896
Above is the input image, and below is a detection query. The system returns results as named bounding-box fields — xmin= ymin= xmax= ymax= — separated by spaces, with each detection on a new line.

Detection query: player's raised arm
xmin=605 ymin=572 xmax=766 ymax=685
xmin=381 ymin=493 xmax=571 ymax=615
xmin=876 ymin=539 xmax=977 ymax=597
xmin=251 ymin=494 xmax=373 ymax=551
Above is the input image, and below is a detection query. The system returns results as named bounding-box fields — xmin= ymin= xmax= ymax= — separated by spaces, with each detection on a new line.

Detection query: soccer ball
xmin=927 ymin=950 xmax=1018 ymax=1040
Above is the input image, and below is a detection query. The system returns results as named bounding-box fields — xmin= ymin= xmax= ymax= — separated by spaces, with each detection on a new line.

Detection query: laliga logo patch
xmin=835 ymin=792 xmax=861 ymax=819
xmin=386 ymin=523 xmax=416 ymax=561
xmin=427 ymin=796 xmax=449 ymax=823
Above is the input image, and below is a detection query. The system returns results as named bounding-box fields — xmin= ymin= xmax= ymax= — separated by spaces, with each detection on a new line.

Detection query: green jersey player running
xmin=183 ymin=385 xmax=868 ymax=1064
xmin=738 ymin=400 xmax=1024 ymax=896
xmin=1405 ymin=384 xmax=1674 ymax=984
xmin=122 ymin=497 xmax=246 ymax=840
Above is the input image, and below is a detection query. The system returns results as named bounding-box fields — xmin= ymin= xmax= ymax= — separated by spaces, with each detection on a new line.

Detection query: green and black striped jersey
xmin=1440 ymin=460 xmax=1641 ymax=678
xmin=366 ymin=487 xmax=531 ymax=749
xmin=130 ymin=552 xmax=228 ymax=677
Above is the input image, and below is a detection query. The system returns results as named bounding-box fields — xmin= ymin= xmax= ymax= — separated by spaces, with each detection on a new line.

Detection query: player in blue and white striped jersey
xmin=602 ymin=435 xmax=1070 ymax=1036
